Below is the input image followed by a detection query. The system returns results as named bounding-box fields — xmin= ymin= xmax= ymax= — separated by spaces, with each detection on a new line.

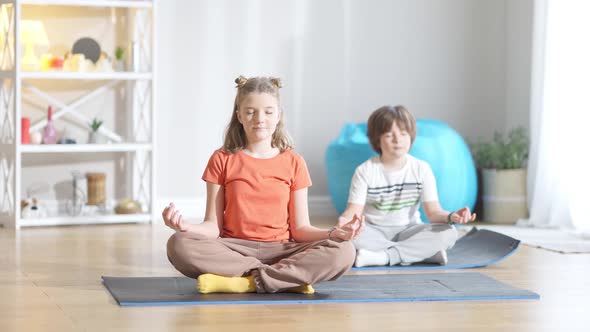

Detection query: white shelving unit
xmin=0 ymin=0 xmax=157 ymax=229
xmin=18 ymin=71 xmax=152 ymax=80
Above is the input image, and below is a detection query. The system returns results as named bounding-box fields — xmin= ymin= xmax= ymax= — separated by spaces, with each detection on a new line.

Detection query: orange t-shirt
xmin=202 ymin=149 xmax=312 ymax=242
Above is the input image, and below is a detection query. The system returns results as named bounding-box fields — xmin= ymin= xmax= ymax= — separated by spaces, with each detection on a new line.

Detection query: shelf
xmin=0 ymin=0 xmax=156 ymax=229
xmin=18 ymin=71 xmax=152 ymax=80
xmin=20 ymin=143 xmax=152 ymax=153
xmin=20 ymin=0 xmax=153 ymax=8
xmin=18 ymin=213 xmax=152 ymax=227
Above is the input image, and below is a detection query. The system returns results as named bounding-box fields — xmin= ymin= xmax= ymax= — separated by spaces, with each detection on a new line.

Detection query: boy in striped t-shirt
xmin=339 ymin=105 xmax=476 ymax=267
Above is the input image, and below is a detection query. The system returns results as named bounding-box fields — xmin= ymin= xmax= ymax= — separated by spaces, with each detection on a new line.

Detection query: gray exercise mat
xmin=352 ymin=227 xmax=520 ymax=271
xmin=102 ymin=272 xmax=539 ymax=306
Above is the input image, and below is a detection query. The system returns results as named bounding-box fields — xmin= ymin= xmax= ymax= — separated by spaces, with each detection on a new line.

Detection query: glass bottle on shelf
xmin=42 ymin=105 xmax=57 ymax=144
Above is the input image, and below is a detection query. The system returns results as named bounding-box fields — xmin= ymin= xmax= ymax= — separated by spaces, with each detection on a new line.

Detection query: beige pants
xmin=167 ymin=232 xmax=356 ymax=293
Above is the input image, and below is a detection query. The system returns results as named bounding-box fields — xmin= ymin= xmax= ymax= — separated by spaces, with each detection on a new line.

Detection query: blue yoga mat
xmin=102 ymin=272 xmax=539 ymax=306
xmin=352 ymin=227 xmax=520 ymax=271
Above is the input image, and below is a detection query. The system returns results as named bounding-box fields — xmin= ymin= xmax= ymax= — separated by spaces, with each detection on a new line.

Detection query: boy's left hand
xmin=449 ymin=207 xmax=476 ymax=224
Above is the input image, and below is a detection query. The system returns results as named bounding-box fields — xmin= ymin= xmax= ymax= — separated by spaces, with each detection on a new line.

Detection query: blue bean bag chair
xmin=325 ymin=119 xmax=477 ymax=222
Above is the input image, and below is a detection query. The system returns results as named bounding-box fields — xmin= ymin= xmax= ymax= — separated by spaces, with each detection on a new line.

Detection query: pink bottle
xmin=42 ymin=106 xmax=57 ymax=144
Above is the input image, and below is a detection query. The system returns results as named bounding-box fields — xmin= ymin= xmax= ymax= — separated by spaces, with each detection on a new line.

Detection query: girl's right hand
xmin=331 ymin=214 xmax=365 ymax=241
xmin=162 ymin=202 xmax=189 ymax=232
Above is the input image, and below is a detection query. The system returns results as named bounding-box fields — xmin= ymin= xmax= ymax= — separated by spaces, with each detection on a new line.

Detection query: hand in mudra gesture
xmin=331 ymin=214 xmax=365 ymax=241
xmin=162 ymin=202 xmax=189 ymax=232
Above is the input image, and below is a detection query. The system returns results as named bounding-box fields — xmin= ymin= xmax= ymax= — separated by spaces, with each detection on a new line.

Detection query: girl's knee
xmin=332 ymin=240 xmax=356 ymax=269
xmin=167 ymin=233 xmax=204 ymax=266
xmin=167 ymin=232 xmax=189 ymax=258
xmin=167 ymin=233 xmax=211 ymax=278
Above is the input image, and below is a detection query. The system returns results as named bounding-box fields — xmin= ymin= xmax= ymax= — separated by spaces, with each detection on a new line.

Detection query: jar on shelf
xmin=86 ymin=172 xmax=106 ymax=206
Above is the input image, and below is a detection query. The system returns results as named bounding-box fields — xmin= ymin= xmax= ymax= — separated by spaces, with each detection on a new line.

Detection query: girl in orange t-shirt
xmin=163 ymin=75 xmax=364 ymax=294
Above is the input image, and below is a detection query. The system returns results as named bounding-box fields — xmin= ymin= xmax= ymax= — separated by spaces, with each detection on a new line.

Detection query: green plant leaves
xmin=89 ymin=118 xmax=103 ymax=132
xmin=471 ymin=127 xmax=528 ymax=169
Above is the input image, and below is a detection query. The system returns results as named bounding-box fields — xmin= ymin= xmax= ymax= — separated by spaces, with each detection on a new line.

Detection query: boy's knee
xmin=428 ymin=223 xmax=458 ymax=248
xmin=440 ymin=225 xmax=458 ymax=248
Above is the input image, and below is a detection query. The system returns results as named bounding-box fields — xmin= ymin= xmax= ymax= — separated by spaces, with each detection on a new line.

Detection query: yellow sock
xmin=197 ymin=274 xmax=257 ymax=294
xmin=286 ymin=284 xmax=315 ymax=294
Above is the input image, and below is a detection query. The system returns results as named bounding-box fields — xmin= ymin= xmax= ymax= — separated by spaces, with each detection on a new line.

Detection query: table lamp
xmin=20 ymin=20 xmax=48 ymax=71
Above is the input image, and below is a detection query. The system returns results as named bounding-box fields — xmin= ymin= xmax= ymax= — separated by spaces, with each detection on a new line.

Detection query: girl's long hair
xmin=223 ymin=75 xmax=293 ymax=153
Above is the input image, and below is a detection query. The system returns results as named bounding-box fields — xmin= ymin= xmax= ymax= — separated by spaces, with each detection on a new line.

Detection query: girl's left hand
xmin=329 ymin=214 xmax=365 ymax=241
xmin=449 ymin=207 xmax=477 ymax=224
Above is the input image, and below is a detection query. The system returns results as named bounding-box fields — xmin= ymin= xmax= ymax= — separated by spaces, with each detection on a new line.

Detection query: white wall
xmin=155 ymin=0 xmax=534 ymax=216
xmin=505 ymin=0 xmax=534 ymax=130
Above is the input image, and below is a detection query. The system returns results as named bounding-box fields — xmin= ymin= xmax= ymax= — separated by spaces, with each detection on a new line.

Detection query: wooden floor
xmin=1 ymin=220 xmax=589 ymax=332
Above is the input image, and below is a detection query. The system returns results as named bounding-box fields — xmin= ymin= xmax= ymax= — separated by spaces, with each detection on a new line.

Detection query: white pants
xmin=353 ymin=223 xmax=458 ymax=265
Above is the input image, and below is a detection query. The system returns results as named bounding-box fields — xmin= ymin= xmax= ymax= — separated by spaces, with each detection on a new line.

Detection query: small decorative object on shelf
xmin=66 ymin=171 xmax=86 ymax=216
xmin=51 ymin=56 xmax=64 ymax=70
xmin=57 ymin=137 xmax=76 ymax=144
xmin=72 ymin=37 xmax=101 ymax=63
xmin=42 ymin=106 xmax=57 ymax=144
xmin=30 ymin=131 xmax=42 ymax=145
xmin=95 ymin=52 xmax=113 ymax=72
xmin=63 ymin=52 xmax=94 ymax=72
xmin=40 ymin=53 xmax=52 ymax=71
xmin=114 ymin=46 xmax=125 ymax=71
xmin=88 ymin=117 xmax=104 ymax=143
xmin=57 ymin=128 xmax=76 ymax=144
xmin=40 ymin=53 xmax=65 ymax=72
xmin=86 ymin=172 xmax=106 ymax=206
xmin=115 ymin=199 xmax=142 ymax=214
xmin=21 ymin=198 xmax=47 ymax=219
xmin=21 ymin=117 xmax=30 ymax=144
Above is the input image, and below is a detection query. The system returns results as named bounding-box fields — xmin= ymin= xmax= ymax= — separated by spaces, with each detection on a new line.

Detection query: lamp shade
xmin=20 ymin=20 xmax=48 ymax=45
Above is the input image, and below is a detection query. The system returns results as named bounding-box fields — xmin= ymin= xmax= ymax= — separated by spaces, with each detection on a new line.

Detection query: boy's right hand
xmin=162 ymin=202 xmax=189 ymax=232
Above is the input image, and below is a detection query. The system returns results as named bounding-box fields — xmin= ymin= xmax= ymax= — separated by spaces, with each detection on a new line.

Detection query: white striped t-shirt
xmin=347 ymin=155 xmax=438 ymax=226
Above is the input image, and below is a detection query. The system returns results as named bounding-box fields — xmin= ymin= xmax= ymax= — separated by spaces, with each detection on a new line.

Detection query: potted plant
xmin=114 ymin=46 xmax=125 ymax=71
xmin=88 ymin=118 xmax=104 ymax=144
xmin=471 ymin=127 xmax=529 ymax=223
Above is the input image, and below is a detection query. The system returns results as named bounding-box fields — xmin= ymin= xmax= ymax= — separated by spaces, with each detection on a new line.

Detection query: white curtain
xmin=522 ymin=0 xmax=590 ymax=231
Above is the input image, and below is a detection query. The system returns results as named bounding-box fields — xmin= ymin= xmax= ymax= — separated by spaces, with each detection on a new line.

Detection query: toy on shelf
xmin=21 ymin=198 xmax=48 ymax=219
xmin=40 ymin=54 xmax=64 ymax=71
